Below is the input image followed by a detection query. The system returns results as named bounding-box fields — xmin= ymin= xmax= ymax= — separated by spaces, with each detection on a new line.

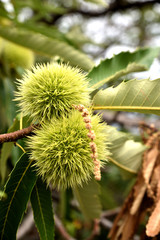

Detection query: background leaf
xmin=88 ymin=48 xmax=160 ymax=90
xmin=0 ymin=25 xmax=94 ymax=71
xmin=106 ymin=126 xmax=146 ymax=173
xmin=73 ymin=179 xmax=102 ymax=221
xmin=12 ymin=0 xmax=66 ymax=16
xmin=16 ymin=21 xmax=68 ymax=42
xmin=31 ymin=178 xmax=54 ymax=240
xmin=0 ymin=114 xmax=30 ymax=182
xmin=3 ymin=78 xmax=17 ymax=126
xmin=93 ymin=78 xmax=160 ymax=115
xmin=0 ymin=142 xmax=13 ymax=183
xmin=0 ymin=115 xmax=20 ymax=183
xmin=0 ymin=153 xmax=37 ymax=240
xmin=83 ymin=0 xmax=108 ymax=7
xmin=0 ymin=191 xmax=7 ymax=200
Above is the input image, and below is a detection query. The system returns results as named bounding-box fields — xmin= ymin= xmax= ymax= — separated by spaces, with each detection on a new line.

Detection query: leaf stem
xmin=92 ymin=106 xmax=160 ymax=111
xmin=15 ymin=142 xmax=26 ymax=153
xmin=107 ymin=156 xmax=137 ymax=174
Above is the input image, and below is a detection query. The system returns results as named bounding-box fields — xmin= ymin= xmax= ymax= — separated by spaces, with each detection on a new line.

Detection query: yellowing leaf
xmin=106 ymin=126 xmax=146 ymax=173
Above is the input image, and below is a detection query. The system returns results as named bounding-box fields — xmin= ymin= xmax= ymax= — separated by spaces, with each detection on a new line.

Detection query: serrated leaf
xmin=105 ymin=126 xmax=146 ymax=173
xmin=93 ymin=78 xmax=160 ymax=115
xmin=0 ymin=25 xmax=94 ymax=71
xmin=88 ymin=48 xmax=160 ymax=90
xmin=73 ymin=179 xmax=102 ymax=221
xmin=0 ymin=153 xmax=37 ymax=240
xmin=31 ymin=178 xmax=54 ymax=240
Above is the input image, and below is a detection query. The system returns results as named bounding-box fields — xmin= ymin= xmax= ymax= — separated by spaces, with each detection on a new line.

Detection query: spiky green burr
xmin=28 ymin=111 xmax=109 ymax=189
xmin=15 ymin=63 xmax=90 ymax=122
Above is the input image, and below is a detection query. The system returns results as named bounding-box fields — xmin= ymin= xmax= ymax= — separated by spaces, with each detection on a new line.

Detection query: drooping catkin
xmin=73 ymin=104 xmax=104 ymax=181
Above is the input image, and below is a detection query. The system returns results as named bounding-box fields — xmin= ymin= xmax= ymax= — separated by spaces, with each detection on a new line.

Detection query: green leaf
xmin=31 ymin=178 xmax=54 ymax=240
xmin=3 ymin=78 xmax=17 ymax=126
xmin=106 ymin=126 xmax=146 ymax=173
xmin=0 ymin=191 xmax=7 ymax=200
xmin=0 ymin=142 xmax=13 ymax=183
xmin=0 ymin=25 xmax=94 ymax=71
xmin=0 ymin=6 xmax=9 ymax=19
xmin=0 ymin=114 xmax=30 ymax=182
xmin=0 ymin=153 xmax=37 ymax=240
xmin=88 ymin=48 xmax=160 ymax=90
xmin=83 ymin=0 xmax=108 ymax=7
xmin=16 ymin=21 xmax=66 ymax=42
xmin=93 ymin=78 xmax=160 ymax=115
xmin=12 ymin=0 xmax=66 ymax=15
xmin=110 ymin=140 xmax=146 ymax=174
xmin=0 ymin=115 xmax=20 ymax=183
xmin=16 ymin=21 xmax=79 ymax=53
xmin=66 ymin=25 xmax=92 ymax=48
xmin=73 ymin=179 xmax=102 ymax=221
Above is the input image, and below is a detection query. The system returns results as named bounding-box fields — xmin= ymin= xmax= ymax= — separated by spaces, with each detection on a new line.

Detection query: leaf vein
xmin=140 ymin=81 xmax=157 ymax=106
xmin=35 ymin=184 xmax=48 ymax=240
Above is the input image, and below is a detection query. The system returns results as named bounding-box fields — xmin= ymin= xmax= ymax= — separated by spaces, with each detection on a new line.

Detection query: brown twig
xmin=100 ymin=218 xmax=113 ymax=230
xmin=85 ymin=219 xmax=100 ymax=240
xmin=0 ymin=125 xmax=39 ymax=144
xmin=54 ymin=215 xmax=76 ymax=240
xmin=101 ymin=207 xmax=120 ymax=218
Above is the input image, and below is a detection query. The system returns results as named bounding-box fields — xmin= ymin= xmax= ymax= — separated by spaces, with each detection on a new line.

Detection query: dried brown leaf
xmin=148 ymin=164 xmax=160 ymax=201
xmin=130 ymin=184 xmax=146 ymax=215
xmin=109 ymin=129 xmax=160 ymax=240
xmin=143 ymin=141 xmax=159 ymax=185
xmin=146 ymin=199 xmax=160 ymax=237
xmin=156 ymin=174 xmax=160 ymax=200
xmin=108 ymin=178 xmax=147 ymax=240
xmin=108 ymin=191 xmax=133 ymax=240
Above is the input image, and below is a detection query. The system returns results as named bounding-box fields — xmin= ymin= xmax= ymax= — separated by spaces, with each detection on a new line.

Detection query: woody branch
xmin=0 ymin=125 xmax=38 ymax=144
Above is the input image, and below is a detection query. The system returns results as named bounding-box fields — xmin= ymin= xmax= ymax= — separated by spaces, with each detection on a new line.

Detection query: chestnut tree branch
xmin=68 ymin=0 xmax=160 ymax=17
xmin=41 ymin=0 xmax=160 ymax=25
xmin=0 ymin=125 xmax=38 ymax=144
